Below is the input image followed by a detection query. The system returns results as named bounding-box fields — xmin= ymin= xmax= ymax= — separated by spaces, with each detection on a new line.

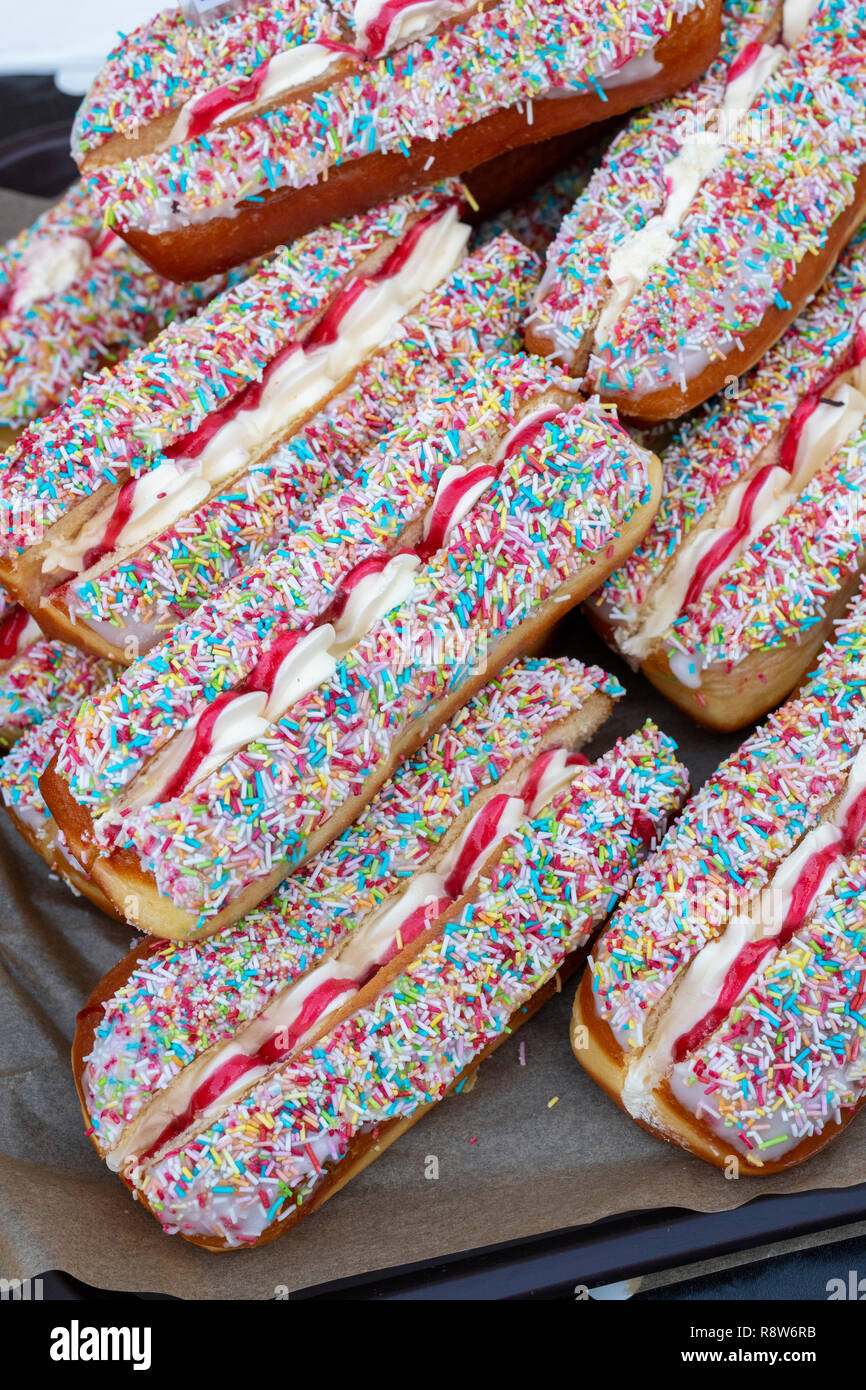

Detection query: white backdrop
xmin=1 ymin=2 xmax=163 ymax=93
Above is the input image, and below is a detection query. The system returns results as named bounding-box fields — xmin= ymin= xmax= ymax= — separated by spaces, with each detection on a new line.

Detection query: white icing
xmin=602 ymin=47 xmax=662 ymax=91
xmin=2 ymin=785 xmax=46 ymax=833
xmin=666 ymin=646 xmax=703 ymax=690
xmin=107 ymin=958 xmax=347 ymax=1170
xmin=10 ymin=234 xmax=92 ymax=312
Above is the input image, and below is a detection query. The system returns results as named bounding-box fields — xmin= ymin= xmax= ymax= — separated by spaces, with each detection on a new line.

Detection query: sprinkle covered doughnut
xmin=574 ymin=577 xmax=866 ymax=1171
xmin=71 ymin=658 xmax=687 ymax=1248
xmin=526 ymin=0 xmax=866 ymax=423
xmin=37 ymin=231 xmax=538 ymax=664
xmin=0 ymin=181 xmax=244 ymax=442
xmin=0 ymin=184 xmax=471 ymax=641
xmin=41 ymin=353 xmax=662 ymax=939
xmin=0 ymin=593 xmax=118 ymax=747
xmin=75 ymin=0 xmax=721 ymax=282
xmin=586 ymin=222 xmax=866 ymax=731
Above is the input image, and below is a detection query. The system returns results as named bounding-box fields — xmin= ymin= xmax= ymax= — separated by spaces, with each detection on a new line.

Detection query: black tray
xmin=295 ymin=1184 xmax=866 ymax=1298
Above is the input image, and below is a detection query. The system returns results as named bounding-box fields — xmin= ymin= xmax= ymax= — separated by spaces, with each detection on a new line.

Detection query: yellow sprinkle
xmin=547 ymin=1096 xmax=559 ymax=1109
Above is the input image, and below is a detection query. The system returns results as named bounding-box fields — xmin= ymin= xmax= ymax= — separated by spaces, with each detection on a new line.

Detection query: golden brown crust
xmin=42 ymin=454 xmax=663 ymax=938
xmin=24 ymin=596 xmax=125 ymax=661
xmin=111 ymin=4 xmax=722 ymax=283
xmin=4 ymin=802 xmax=122 ymax=919
xmin=571 ymin=962 xmax=629 ymax=1092
xmin=38 ymin=758 xmax=99 ymax=867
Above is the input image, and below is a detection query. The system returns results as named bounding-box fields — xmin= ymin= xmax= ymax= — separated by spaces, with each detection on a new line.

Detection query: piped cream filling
xmin=621 ymin=742 xmax=866 ymax=1114
xmin=782 ymin=0 xmax=822 ymax=47
xmin=165 ymin=2 xmax=476 ymax=148
xmin=115 ymin=554 xmax=421 ymax=812
xmin=622 ymin=360 xmax=866 ymax=666
xmin=354 ymin=0 xmax=468 ymax=54
xmin=42 ymin=207 xmax=469 ymax=581
xmin=165 ymin=43 xmax=348 ymax=148
xmin=330 ymin=551 xmax=419 ymax=657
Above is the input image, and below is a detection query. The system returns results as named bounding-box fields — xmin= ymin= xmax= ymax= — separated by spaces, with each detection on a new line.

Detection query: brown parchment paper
xmin=1 ymin=187 xmax=866 ymax=1301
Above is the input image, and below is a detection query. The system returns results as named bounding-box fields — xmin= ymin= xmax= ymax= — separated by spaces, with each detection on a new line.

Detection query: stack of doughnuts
xmin=4 ymin=0 xmax=866 ymax=1239
xmin=0 ymin=182 xmax=248 ymax=445
xmin=587 ymin=223 xmax=866 ymax=730
xmin=71 ymin=656 xmax=688 ymax=1247
xmin=526 ymin=0 xmax=866 ymax=421
xmin=40 ymin=350 xmax=662 ymax=938
xmin=0 ymin=185 xmax=477 ymax=654
xmin=574 ymin=575 xmax=866 ymax=1171
xmin=24 ymin=228 xmax=538 ymax=664
xmin=74 ymin=0 xmax=722 ymax=280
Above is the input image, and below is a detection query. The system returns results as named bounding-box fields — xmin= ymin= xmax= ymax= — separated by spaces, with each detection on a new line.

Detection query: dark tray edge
xmin=289 ymin=1183 xmax=866 ymax=1299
